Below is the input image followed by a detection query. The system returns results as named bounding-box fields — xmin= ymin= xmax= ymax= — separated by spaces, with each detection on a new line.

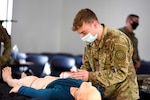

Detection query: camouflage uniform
xmin=80 ymin=25 xmax=139 ymax=100
xmin=119 ymin=27 xmax=140 ymax=66
xmin=0 ymin=24 xmax=11 ymax=66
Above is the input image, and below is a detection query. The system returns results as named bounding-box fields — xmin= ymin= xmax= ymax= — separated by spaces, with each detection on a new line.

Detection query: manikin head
xmin=70 ymin=82 xmax=101 ymax=100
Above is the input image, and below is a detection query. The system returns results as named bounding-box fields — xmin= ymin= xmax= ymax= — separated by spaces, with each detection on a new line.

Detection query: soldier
xmin=118 ymin=14 xmax=141 ymax=70
xmin=0 ymin=21 xmax=11 ymax=81
xmin=66 ymin=8 xmax=139 ymax=100
xmin=0 ymin=21 xmax=11 ymax=66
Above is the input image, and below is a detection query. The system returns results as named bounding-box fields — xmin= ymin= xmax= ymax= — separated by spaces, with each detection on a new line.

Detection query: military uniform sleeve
xmin=88 ymin=36 xmax=133 ymax=87
xmin=132 ymin=37 xmax=140 ymax=65
xmin=0 ymin=25 xmax=11 ymax=65
xmin=90 ymin=44 xmax=129 ymax=87
xmin=80 ymin=46 xmax=93 ymax=71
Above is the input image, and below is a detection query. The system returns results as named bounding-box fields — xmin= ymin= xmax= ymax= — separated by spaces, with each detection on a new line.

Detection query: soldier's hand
xmin=70 ymin=69 xmax=89 ymax=81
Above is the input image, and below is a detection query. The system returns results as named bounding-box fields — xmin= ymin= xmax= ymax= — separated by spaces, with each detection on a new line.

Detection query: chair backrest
xmin=9 ymin=52 xmax=27 ymax=78
xmin=26 ymin=54 xmax=49 ymax=77
xmin=74 ymin=55 xmax=82 ymax=68
xmin=42 ymin=52 xmax=74 ymax=63
xmin=136 ymin=60 xmax=150 ymax=74
xmin=50 ymin=55 xmax=75 ymax=77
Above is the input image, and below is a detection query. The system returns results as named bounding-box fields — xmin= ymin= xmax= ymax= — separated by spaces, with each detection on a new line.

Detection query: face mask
xmin=131 ymin=22 xmax=139 ymax=30
xmin=81 ymin=33 xmax=97 ymax=43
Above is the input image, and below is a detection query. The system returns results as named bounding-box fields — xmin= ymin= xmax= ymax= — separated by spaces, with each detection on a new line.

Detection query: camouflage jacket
xmin=0 ymin=25 xmax=11 ymax=65
xmin=119 ymin=27 xmax=140 ymax=66
xmin=81 ymin=25 xmax=139 ymax=100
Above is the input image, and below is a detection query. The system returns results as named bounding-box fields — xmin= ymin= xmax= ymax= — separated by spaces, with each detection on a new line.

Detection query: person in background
xmin=2 ymin=66 xmax=102 ymax=100
xmin=0 ymin=21 xmax=11 ymax=66
xmin=63 ymin=8 xmax=139 ymax=100
xmin=0 ymin=21 xmax=11 ymax=81
xmin=118 ymin=14 xmax=141 ymax=70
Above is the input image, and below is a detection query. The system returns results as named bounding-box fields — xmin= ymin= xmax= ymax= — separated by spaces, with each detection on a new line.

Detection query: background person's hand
xmin=135 ymin=61 xmax=141 ymax=70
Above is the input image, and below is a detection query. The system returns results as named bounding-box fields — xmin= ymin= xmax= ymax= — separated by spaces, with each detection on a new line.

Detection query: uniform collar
xmin=124 ymin=26 xmax=135 ymax=36
xmin=87 ymin=24 xmax=107 ymax=49
xmin=98 ymin=24 xmax=107 ymax=49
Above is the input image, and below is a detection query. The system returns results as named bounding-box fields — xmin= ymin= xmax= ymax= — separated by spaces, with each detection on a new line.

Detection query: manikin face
xmin=70 ymin=82 xmax=101 ymax=100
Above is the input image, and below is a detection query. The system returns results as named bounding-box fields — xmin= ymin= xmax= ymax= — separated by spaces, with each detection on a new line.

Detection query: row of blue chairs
xmin=11 ymin=52 xmax=82 ymax=78
xmin=136 ymin=60 xmax=150 ymax=74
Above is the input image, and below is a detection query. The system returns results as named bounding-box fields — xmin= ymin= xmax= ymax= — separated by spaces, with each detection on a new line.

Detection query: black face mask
xmin=131 ymin=22 xmax=139 ymax=30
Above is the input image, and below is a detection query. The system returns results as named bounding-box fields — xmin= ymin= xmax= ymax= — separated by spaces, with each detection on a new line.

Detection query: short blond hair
xmin=72 ymin=8 xmax=99 ymax=31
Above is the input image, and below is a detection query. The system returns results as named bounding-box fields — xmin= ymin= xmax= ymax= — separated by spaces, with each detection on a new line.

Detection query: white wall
xmin=12 ymin=0 xmax=63 ymax=53
xmin=12 ymin=0 xmax=150 ymax=60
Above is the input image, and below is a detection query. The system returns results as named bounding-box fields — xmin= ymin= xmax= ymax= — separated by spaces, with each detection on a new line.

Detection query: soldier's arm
xmin=88 ymin=37 xmax=133 ymax=87
xmin=80 ymin=47 xmax=92 ymax=71
xmin=0 ymin=26 xmax=11 ymax=65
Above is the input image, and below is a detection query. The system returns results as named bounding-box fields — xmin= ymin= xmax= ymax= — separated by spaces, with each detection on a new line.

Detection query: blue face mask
xmin=81 ymin=33 xmax=97 ymax=43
